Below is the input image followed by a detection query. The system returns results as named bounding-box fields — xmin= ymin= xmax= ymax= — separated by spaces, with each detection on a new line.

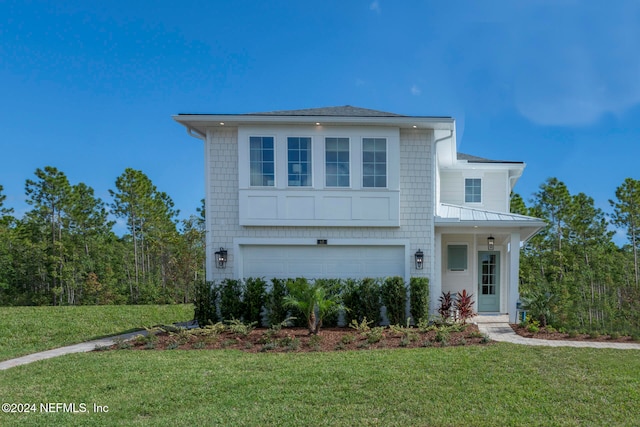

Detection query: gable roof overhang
xmin=173 ymin=105 xmax=456 ymax=137
xmin=435 ymin=203 xmax=547 ymax=242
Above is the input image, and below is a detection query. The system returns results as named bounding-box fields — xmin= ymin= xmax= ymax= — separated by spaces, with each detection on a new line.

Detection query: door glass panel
xmin=480 ymin=254 xmax=497 ymax=295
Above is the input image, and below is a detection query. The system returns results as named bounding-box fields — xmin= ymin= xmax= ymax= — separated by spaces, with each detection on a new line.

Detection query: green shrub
xmin=409 ymin=277 xmax=429 ymax=323
xmin=226 ymin=318 xmax=257 ymax=337
xmin=265 ymin=278 xmax=289 ymax=327
xmin=366 ymin=326 xmax=385 ymax=344
xmin=193 ymin=280 xmax=218 ymax=326
xmin=219 ymin=279 xmax=243 ymax=321
xmin=343 ymin=278 xmax=382 ymax=326
xmin=315 ymin=278 xmax=342 ymax=327
xmin=435 ymin=327 xmax=450 ymax=343
xmin=243 ymin=277 xmax=266 ymax=326
xmin=349 ymin=317 xmax=373 ymax=333
xmin=381 ymin=276 xmax=406 ymax=325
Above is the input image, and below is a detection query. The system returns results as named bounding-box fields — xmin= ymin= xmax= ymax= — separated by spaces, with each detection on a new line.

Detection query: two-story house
xmin=174 ymin=106 xmax=545 ymax=322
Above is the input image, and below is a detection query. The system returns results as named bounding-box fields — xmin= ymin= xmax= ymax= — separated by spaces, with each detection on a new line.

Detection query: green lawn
xmin=0 ymin=304 xmax=193 ymax=361
xmin=1 ymin=345 xmax=639 ymax=426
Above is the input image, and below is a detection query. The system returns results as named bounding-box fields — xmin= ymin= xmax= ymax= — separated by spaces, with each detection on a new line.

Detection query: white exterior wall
xmin=205 ymin=127 xmax=433 ymax=283
xmin=439 ymin=170 xmax=509 ymax=212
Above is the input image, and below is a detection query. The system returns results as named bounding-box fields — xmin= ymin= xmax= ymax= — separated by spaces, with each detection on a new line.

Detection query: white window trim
xmin=447 ymin=243 xmax=469 ymax=273
xmin=361 ymin=137 xmax=388 ymax=189
xmin=464 ymin=176 xmax=483 ymax=204
xmin=324 ymin=136 xmax=351 ymax=189
xmin=287 ymin=136 xmax=313 ymax=188
xmin=249 ymin=135 xmax=277 ymax=188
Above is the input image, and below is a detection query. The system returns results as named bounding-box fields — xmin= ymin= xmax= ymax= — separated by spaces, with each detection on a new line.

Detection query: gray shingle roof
xmin=457 ymin=152 xmax=523 ymax=164
xmin=251 ymin=105 xmax=406 ymax=117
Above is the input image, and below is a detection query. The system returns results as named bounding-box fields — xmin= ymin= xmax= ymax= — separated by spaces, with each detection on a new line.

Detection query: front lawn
xmin=0 ymin=304 xmax=193 ymax=361
xmin=0 ymin=344 xmax=638 ymax=426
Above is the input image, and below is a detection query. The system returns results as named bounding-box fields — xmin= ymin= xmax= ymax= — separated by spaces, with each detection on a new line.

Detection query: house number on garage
xmin=317 ymin=239 xmax=328 ymax=245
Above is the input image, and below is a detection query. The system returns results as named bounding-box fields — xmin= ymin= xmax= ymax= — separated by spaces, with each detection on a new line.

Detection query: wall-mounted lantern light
xmin=215 ymin=247 xmax=228 ymax=268
xmin=415 ymin=249 xmax=424 ymax=270
xmin=487 ymin=235 xmax=495 ymax=251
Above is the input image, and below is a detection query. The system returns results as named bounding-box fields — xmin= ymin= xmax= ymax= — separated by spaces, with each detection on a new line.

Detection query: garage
xmin=241 ymin=245 xmax=406 ymax=280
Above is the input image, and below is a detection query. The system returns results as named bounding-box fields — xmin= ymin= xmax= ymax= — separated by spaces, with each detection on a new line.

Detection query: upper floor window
xmin=325 ymin=137 xmax=350 ymax=187
xmin=362 ymin=138 xmax=387 ymax=188
xmin=465 ymin=178 xmax=481 ymax=203
xmin=250 ymin=136 xmax=275 ymax=186
xmin=288 ymin=137 xmax=312 ymax=187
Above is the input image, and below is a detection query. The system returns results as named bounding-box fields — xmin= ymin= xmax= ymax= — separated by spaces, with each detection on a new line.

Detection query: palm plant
xmin=283 ymin=278 xmax=344 ymax=335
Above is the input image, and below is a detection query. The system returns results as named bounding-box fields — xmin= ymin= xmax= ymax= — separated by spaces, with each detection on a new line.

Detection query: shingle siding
xmin=206 ymin=127 xmax=434 ymax=282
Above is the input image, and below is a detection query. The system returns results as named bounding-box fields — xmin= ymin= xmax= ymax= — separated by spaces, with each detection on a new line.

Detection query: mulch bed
xmin=108 ymin=324 xmax=491 ymax=353
xmin=511 ymin=324 xmax=640 ymax=343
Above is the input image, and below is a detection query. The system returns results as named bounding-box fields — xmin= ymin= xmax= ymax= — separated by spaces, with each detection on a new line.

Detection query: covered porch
xmin=433 ymin=204 xmax=546 ymax=323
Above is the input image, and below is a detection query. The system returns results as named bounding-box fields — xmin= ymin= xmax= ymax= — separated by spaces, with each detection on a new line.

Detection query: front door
xmin=477 ymin=251 xmax=500 ymax=312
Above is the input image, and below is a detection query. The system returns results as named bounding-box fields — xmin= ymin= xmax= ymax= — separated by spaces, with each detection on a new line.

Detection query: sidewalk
xmin=0 ymin=330 xmax=146 ymax=371
xmin=476 ymin=316 xmax=640 ymax=350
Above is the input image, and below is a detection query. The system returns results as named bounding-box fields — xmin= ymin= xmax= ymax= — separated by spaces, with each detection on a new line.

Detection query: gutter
xmin=186 ymin=126 xmax=206 ymax=140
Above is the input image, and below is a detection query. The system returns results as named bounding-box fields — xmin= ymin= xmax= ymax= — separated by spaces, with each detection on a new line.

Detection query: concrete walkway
xmin=475 ymin=315 xmax=640 ymax=350
xmin=2 ymin=318 xmax=640 ymax=371
xmin=0 ymin=330 xmax=147 ymax=371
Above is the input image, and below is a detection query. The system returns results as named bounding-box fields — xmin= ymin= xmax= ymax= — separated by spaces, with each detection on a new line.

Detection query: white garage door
xmin=242 ymin=245 xmax=405 ymax=279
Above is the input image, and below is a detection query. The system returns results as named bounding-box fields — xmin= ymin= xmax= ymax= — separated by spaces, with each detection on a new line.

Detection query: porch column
xmin=508 ymin=231 xmax=520 ymax=323
xmin=432 ymin=230 xmax=442 ymax=318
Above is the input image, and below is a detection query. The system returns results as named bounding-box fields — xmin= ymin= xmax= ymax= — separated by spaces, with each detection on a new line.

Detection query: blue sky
xmin=1 ymin=1 xmax=638 ymax=244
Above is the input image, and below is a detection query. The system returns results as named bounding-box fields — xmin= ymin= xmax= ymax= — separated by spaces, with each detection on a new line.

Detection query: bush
xmin=243 ymin=277 xmax=266 ymax=326
xmin=315 ymin=278 xmax=342 ymax=327
xmin=193 ymin=280 xmax=218 ymax=326
xmin=454 ymin=289 xmax=475 ymax=324
xmin=219 ymin=279 xmax=243 ymax=321
xmin=343 ymin=278 xmax=382 ymax=326
xmin=409 ymin=277 xmax=429 ymax=323
xmin=265 ymin=278 xmax=289 ymax=327
xmin=381 ymin=276 xmax=406 ymax=325
xmin=438 ymin=291 xmax=453 ymax=322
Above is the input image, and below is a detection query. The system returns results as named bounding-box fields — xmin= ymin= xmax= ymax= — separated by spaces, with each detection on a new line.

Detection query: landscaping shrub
xmin=219 ymin=278 xmax=243 ymax=321
xmin=315 ymin=278 xmax=343 ymax=327
xmin=265 ymin=278 xmax=289 ymax=327
xmin=454 ymin=289 xmax=475 ymax=324
xmin=381 ymin=276 xmax=407 ymax=325
xmin=409 ymin=277 xmax=429 ymax=323
xmin=343 ymin=278 xmax=382 ymax=326
xmin=193 ymin=280 xmax=218 ymax=326
xmin=438 ymin=291 xmax=453 ymax=322
xmin=284 ymin=278 xmax=344 ymax=335
xmin=243 ymin=277 xmax=266 ymax=326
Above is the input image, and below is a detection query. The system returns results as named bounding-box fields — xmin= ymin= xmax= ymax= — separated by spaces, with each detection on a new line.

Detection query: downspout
xmin=430 ymin=128 xmax=454 ymax=317
xmin=186 ymin=126 xmax=206 ymax=140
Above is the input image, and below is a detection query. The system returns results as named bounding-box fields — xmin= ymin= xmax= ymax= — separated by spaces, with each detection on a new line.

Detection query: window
xmin=448 ymin=245 xmax=468 ymax=271
xmin=325 ymin=137 xmax=350 ymax=187
xmin=250 ymin=136 xmax=275 ymax=186
xmin=465 ymin=178 xmax=481 ymax=203
xmin=287 ymin=137 xmax=312 ymax=186
xmin=362 ymin=138 xmax=387 ymax=188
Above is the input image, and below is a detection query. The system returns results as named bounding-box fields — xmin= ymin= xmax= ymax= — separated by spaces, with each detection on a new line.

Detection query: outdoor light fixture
xmin=415 ymin=249 xmax=424 ymax=270
xmin=487 ymin=235 xmax=495 ymax=251
xmin=215 ymin=247 xmax=228 ymax=268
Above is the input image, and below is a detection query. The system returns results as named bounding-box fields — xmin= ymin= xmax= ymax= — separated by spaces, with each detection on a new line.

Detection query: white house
xmin=174 ymin=106 xmax=545 ymax=323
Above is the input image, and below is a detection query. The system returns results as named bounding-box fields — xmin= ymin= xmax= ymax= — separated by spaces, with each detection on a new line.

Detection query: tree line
xmin=1 ymin=167 xmax=639 ymax=335
xmin=0 ymin=166 xmax=205 ymax=306
xmin=513 ymin=177 xmax=640 ymax=334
